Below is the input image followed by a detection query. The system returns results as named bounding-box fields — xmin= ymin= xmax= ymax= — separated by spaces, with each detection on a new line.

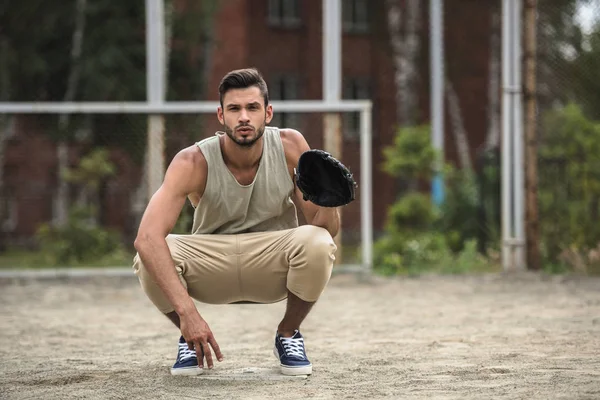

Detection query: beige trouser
xmin=132 ymin=225 xmax=337 ymax=314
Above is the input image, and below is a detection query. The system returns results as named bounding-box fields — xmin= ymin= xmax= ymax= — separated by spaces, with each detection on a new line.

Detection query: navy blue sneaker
xmin=170 ymin=336 xmax=203 ymax=376
xmin=273 ymin=330 xmax=312 ymax=376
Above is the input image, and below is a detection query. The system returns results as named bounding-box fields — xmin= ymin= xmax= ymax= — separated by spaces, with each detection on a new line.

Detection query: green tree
xmin=570 ymin=24 xmax=600 ymax=120
xmin=1 ymin=1 xmax=223 ymax=249
xmin=539 ymin=104 xmax=600 ymax=261
xmin=537 ymin=0 xmax=597 ymax=116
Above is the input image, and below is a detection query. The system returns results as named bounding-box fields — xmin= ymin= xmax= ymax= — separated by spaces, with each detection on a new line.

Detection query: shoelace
xmin=280 ymin=336 xmax=306 ymax=359
xmin=178 ymin=342 xmax=196 ymax=363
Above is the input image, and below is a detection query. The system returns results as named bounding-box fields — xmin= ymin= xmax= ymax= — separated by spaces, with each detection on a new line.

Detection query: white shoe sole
xmin=170 ymin=366 xmax=204 ymax=376
xmin=273 ymin=347 xmax=313 ymax=376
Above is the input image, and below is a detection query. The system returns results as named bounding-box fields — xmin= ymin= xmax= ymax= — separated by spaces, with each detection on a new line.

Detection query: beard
xmin=223 ymin=121 xmax=266 ymax=148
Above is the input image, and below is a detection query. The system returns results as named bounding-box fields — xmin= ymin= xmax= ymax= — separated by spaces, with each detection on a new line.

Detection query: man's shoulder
xmin=278 ymin=128 xmax=306 ymax=149
xmin=165 ymin=144 xmax=208 ymax=198
xmin=170 ymin=144 xmax=207 ymax=173
xmin=277 ymin=128 xmax=310 ymax=166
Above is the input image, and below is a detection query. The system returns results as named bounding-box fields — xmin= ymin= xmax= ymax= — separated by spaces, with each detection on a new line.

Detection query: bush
xmin=32 ymin=147 xmax=128 ymax=267
xmin=538 ymin=104 xmax=600 ymax=271
xmin=375 ymin=232 xmax=496 ymax=276
xmin=374 ymin=124 xmax=497 ymax=275
xmin=36 ymin=205 xmax=127 ymax=266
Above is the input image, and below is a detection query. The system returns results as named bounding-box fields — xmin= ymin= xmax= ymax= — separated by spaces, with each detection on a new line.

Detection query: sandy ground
xmin=1 ymin=271 xmax=599 ymax=400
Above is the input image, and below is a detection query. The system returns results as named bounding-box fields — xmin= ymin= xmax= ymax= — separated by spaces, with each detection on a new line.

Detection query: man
xmin=133 ymin=68 xmax=340 ymax=377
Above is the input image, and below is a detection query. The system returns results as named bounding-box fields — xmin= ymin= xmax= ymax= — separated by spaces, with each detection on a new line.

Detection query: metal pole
xmin=512 ymin=0 xmax=526 ymax=269
xmin=0 ymin=100 xmax=373 ymax=114
xmin=430 ymin=0 xmax=445 ymax=206
xmin=146 ymin=0 xmax=165 ymax=103
xmin=360 ymin=107 xmax=373 ymax=273
xmin=322 ymin=0 xmax=344 ymax=263
xmin=145 ymin=0 xmax=166 ymax=201
xmin=501 ymin=0 xmax=513 ymax=270
xmin=323 ymin=0 xmax=341 ymax=103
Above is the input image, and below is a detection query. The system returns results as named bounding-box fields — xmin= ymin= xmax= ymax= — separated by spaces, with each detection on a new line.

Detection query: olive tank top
xmin=191 ymin=127 xmax=299 ymax=235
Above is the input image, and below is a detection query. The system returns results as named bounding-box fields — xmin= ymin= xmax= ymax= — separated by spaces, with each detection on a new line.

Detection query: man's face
xmin=218 ymin=86 xmax=273 ymax=148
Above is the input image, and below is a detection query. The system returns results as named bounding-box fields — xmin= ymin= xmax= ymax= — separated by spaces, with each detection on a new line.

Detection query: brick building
xmin=202 ymin=0 xmax=493 ymax=241
xmin=2 ymin=0 xmax=493 ymax=249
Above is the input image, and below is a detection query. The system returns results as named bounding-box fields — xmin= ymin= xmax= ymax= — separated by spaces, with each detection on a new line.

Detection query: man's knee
xmin=292 ymin=225 xmax=337 ymax=263
xmin=286 ymin=226 xmax=336 ymax=302
xmin=132 ymin=252 xmax=146 ymax=277
xmin=131 ymin=238 xmax=184 ymax=314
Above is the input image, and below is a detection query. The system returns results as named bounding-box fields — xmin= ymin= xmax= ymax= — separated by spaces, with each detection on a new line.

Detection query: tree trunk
xmin=446 ymin=80 xmax=472 ymax=171
xmin=385 ymin=0 xmax=405 ymax=126
xmin=400 ymin=0 xmax=422 ymax=127
xmin=0 ymin=37 xmax=11 ymax=243
xmin=199 ymin=0 xmax=219 ymax=98
xmin=485 ymin=6 xmax=501 ymax=150
xmin=54 ymin=0 xmax=87 ymax=226
xmin=385 ymin=0 xmax=422 ymax=127
xmin=524 ymin=0 xmax=541 ymax=270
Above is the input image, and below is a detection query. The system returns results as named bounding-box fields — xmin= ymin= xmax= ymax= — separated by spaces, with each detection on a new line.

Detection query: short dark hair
xmin=218 ymin=68 xmax=269 ymax=108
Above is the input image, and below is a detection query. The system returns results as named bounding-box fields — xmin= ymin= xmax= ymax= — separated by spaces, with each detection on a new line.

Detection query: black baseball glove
xmin=295 ymin=149 xmax=357 ymax=207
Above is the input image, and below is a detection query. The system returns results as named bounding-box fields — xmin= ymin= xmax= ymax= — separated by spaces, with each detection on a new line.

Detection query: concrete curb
xmin=0 ymin=264 xmax=369 ymax=280
xmin=0 ymin=267 xmax=134 ymax=280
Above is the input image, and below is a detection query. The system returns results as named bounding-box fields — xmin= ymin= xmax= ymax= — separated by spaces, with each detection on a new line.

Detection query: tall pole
xmin=524 ymin=0 xmax=540 ymax=270
xmin=145 ymin=0 xmax=166 ymax=201
xmin=512 ymin=0 xmax=525 ymax=270
xmin=501 ymin=0 xmax=514 ymax=270
xmin=360 ymin=107 xmax=373 ymax=273
xmin=501 ymin=0 xmax=526 ymax=271
xmin=323 ymin=0 xmax=344 ymax=262
xmin=430 ymin=0 xmax=445 ymax=206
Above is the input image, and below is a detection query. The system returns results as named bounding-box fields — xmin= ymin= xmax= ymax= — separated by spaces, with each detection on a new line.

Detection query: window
xmin=269 ymin=75 xmax=302 ymax=130
xmin=268 ymin=0 xmax=301 ymax=28
xmin=342 ymin=78 xmax=370 ymax=140
xmin=343 ymin=0 xmax=369 ymax=33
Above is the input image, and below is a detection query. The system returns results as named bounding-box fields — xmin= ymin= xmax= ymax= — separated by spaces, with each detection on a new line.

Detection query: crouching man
xmin=133 ymin=68 xmax=340 ymax=376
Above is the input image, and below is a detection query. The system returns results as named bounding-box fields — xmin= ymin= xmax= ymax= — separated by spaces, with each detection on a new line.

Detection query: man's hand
xmin=179 ymin=309 xmax=223 ymax=369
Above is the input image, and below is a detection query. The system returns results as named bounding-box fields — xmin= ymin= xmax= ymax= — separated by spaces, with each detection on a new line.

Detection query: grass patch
xmin=0 ymin=249 xmax=135 ymax=269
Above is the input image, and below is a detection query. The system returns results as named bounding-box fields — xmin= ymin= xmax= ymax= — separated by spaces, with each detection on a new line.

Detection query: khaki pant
xmin=132 ymin=225 xmax=337 ymax=314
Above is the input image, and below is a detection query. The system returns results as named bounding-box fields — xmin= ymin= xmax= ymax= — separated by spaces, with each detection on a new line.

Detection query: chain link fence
xmin=535 ymin=0 xmax=600 ymax=272
xmin=2 ymin=1 xmax=600 ymax=272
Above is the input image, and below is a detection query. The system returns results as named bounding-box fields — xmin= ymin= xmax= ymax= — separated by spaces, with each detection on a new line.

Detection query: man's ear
xmin=266 ymin=104 xmax=273 ymax=124
xmin=217 ymin=106 xmax=224 ymax=125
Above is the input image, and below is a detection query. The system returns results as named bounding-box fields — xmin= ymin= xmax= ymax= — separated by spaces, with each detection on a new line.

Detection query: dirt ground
xmin=1 ymin=271 xmax=599 ymax=400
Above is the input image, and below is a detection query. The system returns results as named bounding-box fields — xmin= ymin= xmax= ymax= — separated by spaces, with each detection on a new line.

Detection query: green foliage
xmin=375 ymin=232 xmax=496 ymax=276
xmin=381 ymin=125 xmax=437 ymax=181
xmin=385 ymin=193 xmax=439 ymax=234
xmin=375 ymin=124 xmax=496 ymax=275
xmin=32 ymin=147 xmax=126 ymax=266
xmin=36 ymin=205 xmax=127 ymax=266
xmin=0 ymin=1 xmax=76 ymax=101
xmin=63 ymin=148 xmax=116 ymax=188
xmin=435 ymin=167 xmax=484 ymax=253
xmin=571 ymin=26 xmax=600 ymax=120
xmin=1 ymin=1 xmax=223 ymax=164
xmin=538 ymin=104 xmax=600 ymax=267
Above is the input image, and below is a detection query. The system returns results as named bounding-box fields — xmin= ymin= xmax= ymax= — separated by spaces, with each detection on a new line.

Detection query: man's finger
xmin=194 ymin=340 xmax=204 ymax=368
xmin=209 ymin=336 xmax=224 ymax=362
xmin=203 ymin=342 xmax=213 ymax=369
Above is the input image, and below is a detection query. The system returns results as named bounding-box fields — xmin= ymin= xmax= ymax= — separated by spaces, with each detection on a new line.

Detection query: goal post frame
xmin=0 ymin=99 xmax=373 ymax=275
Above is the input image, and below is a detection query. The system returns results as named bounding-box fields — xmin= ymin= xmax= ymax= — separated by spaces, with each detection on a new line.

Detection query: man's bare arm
xmin=134 ymin=150 xmax=201 ymax=316
xmin=134 ymin=148 xmax=223 ymax=368
xmin=281 ymin=129 xmax=341 ymax=237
